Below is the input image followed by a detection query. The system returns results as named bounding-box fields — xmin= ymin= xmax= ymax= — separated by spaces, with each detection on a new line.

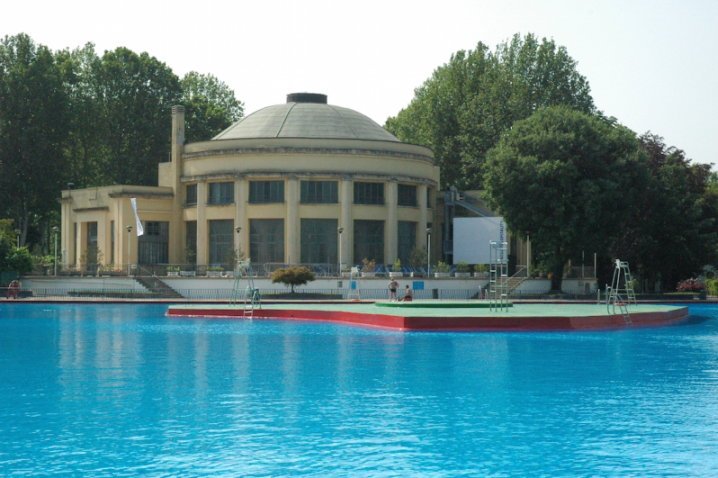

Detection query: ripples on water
xmin=0 ymin=303 xmax=717 ymax=476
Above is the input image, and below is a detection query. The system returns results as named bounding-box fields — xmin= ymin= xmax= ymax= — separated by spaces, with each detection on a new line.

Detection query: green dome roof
xmin=213 ymin=93 xmax=399 ymax=142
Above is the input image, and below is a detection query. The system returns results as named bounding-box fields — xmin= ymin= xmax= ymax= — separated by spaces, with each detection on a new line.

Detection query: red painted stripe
xmin=167 ymin=306 xmax=689 ymax=331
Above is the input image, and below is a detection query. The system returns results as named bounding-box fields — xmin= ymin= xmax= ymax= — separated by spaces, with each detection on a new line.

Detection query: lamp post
xmin=426 ymin=227 xmax=431 ymax=277
xmin=337 ymin=226 xmax=344 ymax=277
xmin=52 ymin=226 xmax=59 ymax=276
xmin=126 ymin=225 xmax=132 ymax=276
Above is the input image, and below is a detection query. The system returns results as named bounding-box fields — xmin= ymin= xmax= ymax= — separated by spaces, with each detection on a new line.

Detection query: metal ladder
xmin=606 ymin=259 xmax=635 ymax=323
xmin=231 ymin=259 xmax=261 ymax=318
xmin=489 ymin=240 xmax=509 ymax=311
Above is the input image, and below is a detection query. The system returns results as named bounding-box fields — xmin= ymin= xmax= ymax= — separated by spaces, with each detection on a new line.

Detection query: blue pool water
xmin=1 ymin=303 xmax=717 ymax=477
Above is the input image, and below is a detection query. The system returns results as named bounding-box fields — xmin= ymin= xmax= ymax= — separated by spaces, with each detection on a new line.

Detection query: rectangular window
xmin=398 ymin=221 xmax=417 ymax=264
xmin=354 ymin=220 xmax=384 ymax=264
xmin=250 ymin=219 xmax=284 ymax=263
xmin=427 ymin=188 xmax=433 ymax=209
xmin=354 ymin=182 xmax=384 ymax=205
xmin=86 ymin=222 xmax=98 ymax=271
xmin=300 ymin=219 xmax=338 ymax=264
xmin=300 ymin=180 xmax=338 ymax=204
xmin=249 ymin=180 xmax=284 ymax=204
xmin=185 ymin=221 xmax=197 ymax=264
xmin=208 ymin=182 xmax=234 ymax=205
xmin=138 ymin=221 xmax=169 ymax=265
xmin=208 ymin=219 xmax=234 ymax=266
xmin=185 ymin=184 xmax=197 ymax=206
xmin=398 ymin=184 xmax=417 ymax=207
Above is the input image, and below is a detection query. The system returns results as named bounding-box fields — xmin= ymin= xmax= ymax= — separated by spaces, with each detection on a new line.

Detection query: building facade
xmin=60 ymin=93 xmax=439 ymax=272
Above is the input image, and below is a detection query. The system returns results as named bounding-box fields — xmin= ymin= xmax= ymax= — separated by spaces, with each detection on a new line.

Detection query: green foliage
xmin=271 ymin=266 xmax=315 ymax=293
xmin=456 ymin=261 xmax=470 ymax=273
xmin=705 ymin=278 xmax=718 ymax=296
xmin=392 ymin=258 xmax=402 ymax=272
xmin=610 ymin=133 xmax=718 ymax=290
xmin=6 ymin=246 xmax=33 ymax=274
xmin=436 ymin=261 xmax=450 ymax=273
xmin=0 ymin=34 xmax=69 ymax=245
xmin=385 ymin=33 xmax=594 ymax=189
xmin=408 ymin=247 xmax=426 ymax=268
xmin=483 ymin=106 xmax=648 ymax=291
xmin=181 ymin=71 xmax=244 ymax=142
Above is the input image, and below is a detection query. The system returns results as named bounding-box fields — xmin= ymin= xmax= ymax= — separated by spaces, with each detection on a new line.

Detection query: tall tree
xmin=56 ymin=43 xmax=109 ymax=187
xmin=611 ymin=134 xmax=718 ymax=290
xmin=96 ymin=47 xmax=182 ymax=185
xmin=386 ymin=33 xmax=594 ymax=189
xmin=483 ymin=106 xmax=648 ymax=291
xmin=0 ymin=33 xmax=68 ymax=245
xmin=180 ymin=71 xmax=244 ymax=142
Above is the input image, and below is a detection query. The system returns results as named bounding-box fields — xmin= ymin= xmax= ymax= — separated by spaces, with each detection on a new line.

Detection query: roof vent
xmin=287 ymin=92 xmax=327 ymax=104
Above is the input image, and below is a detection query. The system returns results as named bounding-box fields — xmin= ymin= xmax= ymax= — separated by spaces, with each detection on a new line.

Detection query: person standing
xmin=388 ymin=279 xmax=399 ymax=300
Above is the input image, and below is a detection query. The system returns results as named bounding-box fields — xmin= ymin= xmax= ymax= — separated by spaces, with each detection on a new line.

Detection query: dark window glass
xmin=353 ymin=220 xmax=384 ymax=264
xmin=427 ymin=188 xmax=432 ymax=209
xmin=300 ymin=219 xmax=338 ymax=264
xmin=250 ymin=219 xmax=284 ymax=263
xmin=398 ymin=221 xmax=417 ymax=264
xmin=398 ymin=184 xmax=417 ymax=207
xmin=139 ymin=221 xmax=169 ymax=264
xmin=353 ymin=182 xmax=384 ymax=205
xmin=110 ymin=221 xmax=115 ymax=264
xmin=185 ymin=221 xmax=197 ymax=265
xmin=249 ymin=181 xmax=284 ymax=203
xmin=185 ymin=184 xmax=197 ymax=206
xmin=300 ymin=181 xmax=338 ymax=203
xmin=209 ymin=220 xmax=234 ymax=266
xmin=208 ymin=182 xmax=234 ymax=205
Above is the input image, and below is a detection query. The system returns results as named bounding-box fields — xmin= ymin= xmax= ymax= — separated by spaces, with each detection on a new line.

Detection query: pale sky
xmin=2 ymin=0 xmax=716 ymax=165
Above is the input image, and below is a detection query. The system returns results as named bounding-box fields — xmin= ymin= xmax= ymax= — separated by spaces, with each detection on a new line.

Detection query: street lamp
xmin=337 ymin=226 xmax=344 ymax=277
xmin=126 ymin=225 xmax=132 ymax=275
xmin=426 ymin=227 xmax=431 ymax=277
xmin=52 ymin=226 xmax=59 ymax=276
xmin=235 ymin=226 xmax=242 ymax=267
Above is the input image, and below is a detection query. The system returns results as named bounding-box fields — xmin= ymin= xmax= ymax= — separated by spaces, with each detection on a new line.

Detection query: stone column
xmin=386 ymin=180 xmax=398 ymax=264
xmin=196 ymin=182 xmax=208 ymax=266
xmin=286 ymin=176 xmax=300 ymax=264
xmin=418 ymin=184 xmax=428 ymax=249
xmin=339 ymin=177 xmax=353 ymax=265
xmin=234 ymin=177 xmax=247 ymax=258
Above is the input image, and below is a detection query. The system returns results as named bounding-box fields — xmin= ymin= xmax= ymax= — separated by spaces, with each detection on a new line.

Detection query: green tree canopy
xmin=180 ymin=71 xmax=244 ymax=142
xmin=483 ymin=106 xmax=648 ymax=291
xmin=611 ymin=133 xmax=718 ymax=290
xmin=271 ymin=266 xmax=316 ymax=293
xmin=0 ymin=33 xmax=68 ymax=246
xmin=386 ymin=33 xmax=594 ymax=189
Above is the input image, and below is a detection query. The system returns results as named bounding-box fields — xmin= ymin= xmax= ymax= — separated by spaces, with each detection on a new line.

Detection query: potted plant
xmin=454 ymin=261 xmax=471 ymax=278
xmin=434 ymin=261 xmax=451 ymax=278
xmin=473 ymin=264 xmax=488 ymax=278
xmin=361 ymin=258 xmax=377 ymax=278
xmin=207 ymin=265 xmax=224 ymax=277
xmin=389 ymin=258 xmax=403 ymax=278
xmin=167 ymin=265 xmax=180 ymax=277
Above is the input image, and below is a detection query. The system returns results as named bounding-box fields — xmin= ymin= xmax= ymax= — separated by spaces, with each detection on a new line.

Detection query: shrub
xmin=705 ymin=278 xmax=718 ymax=296
xmin=456 ymin=261 xmax=470 ymax=273
xmin=436 ymin=261 xmax=450 ymax=273
xmin=676 ymin=278 xmax=704 ymax=292
xmin=362 ymin=258 xmax=376 ymax=273
xmin=392 ymin=258 xmax=402 ymax=272
xmin=271 ymin=266 xmax=315 ymax=293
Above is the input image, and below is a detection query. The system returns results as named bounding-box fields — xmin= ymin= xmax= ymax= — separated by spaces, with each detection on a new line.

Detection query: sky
xmin=2 ymin=0 xmax=717 ymax=165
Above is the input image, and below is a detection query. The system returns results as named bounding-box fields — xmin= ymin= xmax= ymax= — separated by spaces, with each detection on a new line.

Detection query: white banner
xmin=453 ymin=217 xmax=507 ymax=264
xmin=130 ymin=198 xmax=144 ymax=236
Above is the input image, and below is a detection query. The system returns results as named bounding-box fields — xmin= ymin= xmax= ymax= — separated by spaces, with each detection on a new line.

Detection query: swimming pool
xmin=1 ymin=303 xmax=717 ymax=476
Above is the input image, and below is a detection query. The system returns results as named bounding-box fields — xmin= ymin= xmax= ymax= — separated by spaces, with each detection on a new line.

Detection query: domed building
xmin=60 ymin=93 xmax=439 ymax=273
